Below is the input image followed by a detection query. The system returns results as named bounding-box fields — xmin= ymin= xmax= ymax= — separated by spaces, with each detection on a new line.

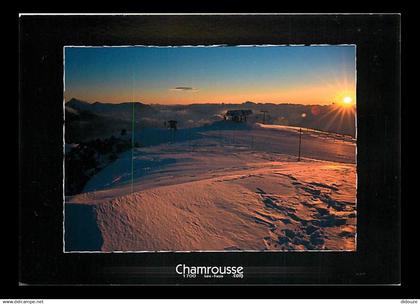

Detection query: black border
xmin=15 ymin=13 xmax=404 ymax=297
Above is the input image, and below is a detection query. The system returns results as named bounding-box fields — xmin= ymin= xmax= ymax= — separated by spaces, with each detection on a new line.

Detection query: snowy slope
xmin=65 ymin=122 xmax=356 ymax=252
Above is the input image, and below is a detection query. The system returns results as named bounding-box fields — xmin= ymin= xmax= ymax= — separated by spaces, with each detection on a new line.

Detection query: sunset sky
xmin=64 ymin=46 xmax=356 ymax=105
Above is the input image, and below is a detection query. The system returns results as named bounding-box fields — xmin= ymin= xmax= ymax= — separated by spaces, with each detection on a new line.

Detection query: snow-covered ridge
xmin=65 ymin=121 xmax=356 ymax=252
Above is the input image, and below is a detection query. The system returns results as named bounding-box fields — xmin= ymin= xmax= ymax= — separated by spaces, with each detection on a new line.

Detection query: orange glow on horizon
xmin=65 ymin=84 xmax=356 ymax=106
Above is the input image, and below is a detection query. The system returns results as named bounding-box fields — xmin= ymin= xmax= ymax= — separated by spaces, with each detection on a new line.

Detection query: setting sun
xmin=343 ymin=96 xmax=353 ymax=105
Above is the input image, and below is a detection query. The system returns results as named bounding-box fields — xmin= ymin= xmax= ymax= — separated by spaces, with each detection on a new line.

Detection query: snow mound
xmin=65 ymin=124 xmax=356 ymax=252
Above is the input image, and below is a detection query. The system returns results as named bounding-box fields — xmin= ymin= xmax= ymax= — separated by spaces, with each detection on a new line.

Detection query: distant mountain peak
xmin=67 ymin=98 xmax=147 ymax=107
xmin=66 ymin=98 xmax=90 ymax=105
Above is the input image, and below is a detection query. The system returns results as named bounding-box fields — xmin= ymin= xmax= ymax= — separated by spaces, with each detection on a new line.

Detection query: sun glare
xmin=343 ymin=96 xmax=353 ymax=105
xmin=336 ymin=93 xmax=355 ymax=108
xmin=334 ymin=90 xmax=356 ymax=108
xmin=321 ymin=92 xmax=356 ymax=132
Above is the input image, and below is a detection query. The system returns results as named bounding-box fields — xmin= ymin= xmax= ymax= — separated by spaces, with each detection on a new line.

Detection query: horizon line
xmin=65 ymin=97 xmax=337 ymax=107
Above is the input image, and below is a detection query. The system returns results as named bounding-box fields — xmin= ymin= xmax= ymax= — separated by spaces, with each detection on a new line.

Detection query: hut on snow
xmin=223 ymin=109 xmax=253 ymax=122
